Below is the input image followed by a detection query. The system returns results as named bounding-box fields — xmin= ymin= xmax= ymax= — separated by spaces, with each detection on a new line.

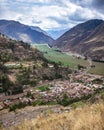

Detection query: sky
xmin=0 ymin=0 xmax=104 ymax=31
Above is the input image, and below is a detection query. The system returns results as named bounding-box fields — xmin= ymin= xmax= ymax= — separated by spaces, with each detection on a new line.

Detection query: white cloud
xmin=0 ymin=0 xmax=104 ymax=31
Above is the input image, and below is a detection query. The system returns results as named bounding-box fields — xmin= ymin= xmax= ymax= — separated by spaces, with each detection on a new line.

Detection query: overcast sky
xmin=0 ymin=0 xmax=104 ymax=31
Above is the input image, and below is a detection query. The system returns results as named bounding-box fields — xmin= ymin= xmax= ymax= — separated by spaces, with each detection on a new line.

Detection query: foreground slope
xmin=53 ymin=19 xmax=104 ymax=61
xmin=0 ymin=20 xmax=54 ymax=44
xmin=1 ymin=103 xmax=104 ymax=130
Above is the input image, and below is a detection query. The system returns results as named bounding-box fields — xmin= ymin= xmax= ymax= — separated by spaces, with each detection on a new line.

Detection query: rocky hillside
xmin=53 ymin=19 xmax=104 ymax=61
xmin=0 ymin=33 xmax=44 ymax=62
xmin=0 ymin=33 xmax=70 ymax=95
xmin=0 ymin=20 xmax=54 ymax=44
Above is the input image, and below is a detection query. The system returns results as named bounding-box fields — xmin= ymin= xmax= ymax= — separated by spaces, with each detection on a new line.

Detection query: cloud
xmin=91 ymin=0 xmax=104 ymax=13
xmin=70 ymin=0 xmax=104 ymax=13
xmin=0 ymin=0 xmax=104 ymax=31
xmin=70 ymin=0 xmax=92 ymax=6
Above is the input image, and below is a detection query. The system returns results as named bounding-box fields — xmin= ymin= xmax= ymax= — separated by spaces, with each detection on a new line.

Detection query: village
xmin=0 ymin=73 xmax=103 ymax=110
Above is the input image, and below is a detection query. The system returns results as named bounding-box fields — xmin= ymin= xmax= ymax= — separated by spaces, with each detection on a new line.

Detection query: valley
xmin=0 ymin=19 xmax=104 ymax=130
xmin=35 ymin=44 xmax=104 ymax=76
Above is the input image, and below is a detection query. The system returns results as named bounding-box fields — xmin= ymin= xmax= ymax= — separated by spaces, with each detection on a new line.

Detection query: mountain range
xmin=0 ymin=20 xmax=54 ymax=45
xmin=0 ymin=19 xmax=104 ymax=61
xmin=47 ymin=29 xmax=68 ymax=39
xmin=53 ymin=19 xmax=104 ymax=61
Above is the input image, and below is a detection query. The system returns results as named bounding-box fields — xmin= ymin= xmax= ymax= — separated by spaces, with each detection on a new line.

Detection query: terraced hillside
xmin=0 ymin=33 xmax=70 ymax=96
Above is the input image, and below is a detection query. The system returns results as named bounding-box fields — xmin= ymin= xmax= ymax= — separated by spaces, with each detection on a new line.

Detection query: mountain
xmin=47 ymin=29 xmax=68 ymax=39
xmin=53 ymin=19 xmax=104 ymax=61
xmin=0 ymin=20 xmax=54 ymax=44
xmin=30 ymin=26 xmax=49 ymax=36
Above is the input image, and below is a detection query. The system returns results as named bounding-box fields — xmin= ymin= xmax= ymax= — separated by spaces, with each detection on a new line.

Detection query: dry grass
xmin=2 ymin=103 xmax=104 ymax=130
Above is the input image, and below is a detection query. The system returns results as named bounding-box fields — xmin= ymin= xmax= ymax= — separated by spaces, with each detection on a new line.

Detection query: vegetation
xmin=77 ymin=64 xmax=86 ymax=70
xmin=89 ymin=61 xmax=104 ymax=75
xmin=58 ymin=93 xmax=91 ymax=107
xmin=8 ymin=87 xmax=104 ymax=112
xmin=16 ymin=72 xmax=30 ymax=85
xmin=92 ymin=78 xmax=103 ymax=84
xmin=12 ymin=86 xmax=23 ymax=95
xmin=0 ymin=36 xmax=104 ymax=130
xmin=0 ymin=52 xmax=11 ymax=63
xmin=9 ymin=102 xmax=26 ymax=112
xmin=3 ymin=102 xmax=104 ymax=130
xmin=37 ymin=85 xmax=51 ymax=92
xmin=0 ymin=74 xmax=13 ymax=95
xmin=34 ymin=44 xmax=88 ymax=68
xmin=34 ymin=44 xmax=104 ymax=75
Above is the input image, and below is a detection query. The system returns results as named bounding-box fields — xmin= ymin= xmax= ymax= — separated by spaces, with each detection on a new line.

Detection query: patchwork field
xmin=34 ymin=44 xmax=104 ymax=76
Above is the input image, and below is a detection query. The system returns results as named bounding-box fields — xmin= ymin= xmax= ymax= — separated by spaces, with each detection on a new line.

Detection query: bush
xmin=32 ymin=99 xmax=57 ymax=106
xmin=71 ymin=101 xmax=85 ymax=109
xmin=0 ymin=88 xmax=3 ymax=93
xmin=30 ymin=79 xmax=38 ymax=86
xmin=42 ymin=74 xmax=54 ymax=80
xmin=101 ymin=92 xmax=104 ymax=100
xmin=0 ymin=75 xmax=12 ymax=94
xmin=58 ymin=93 xmax=92 ymax=107
xmin=9 ymin=102 xmax=26 ymax=111
xmin=12 ymin=86 xmax=23 ymax=95
xmin=32 ymin=99 xmax=46 ymax=106
xmin=92 ymin=78 xmax=103 ymax=84
xmin=42 ymin=62 xmax=48 ymax=67
xmin=55 ymin=73 xmax=62 ymax=79
xmin=16 ymin=73 xmax=30 ymax=85
xmin=58 ymin=94 xmax=74 ymax=106
xmin=37 ymin=85 xmax=50 ymax=92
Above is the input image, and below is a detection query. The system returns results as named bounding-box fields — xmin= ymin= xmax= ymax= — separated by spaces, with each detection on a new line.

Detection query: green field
xmin=34 ymin=44 xmax=88 ymax=67
xmin=89 ymin=62 xmax=104 ymax=75
xmin=34 ymin=44 xmax=104 ymax=76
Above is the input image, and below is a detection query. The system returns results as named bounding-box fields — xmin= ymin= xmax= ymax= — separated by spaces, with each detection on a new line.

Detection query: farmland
xmin=89 ymin=62 xmax=104 ymax=75
xmin=34 ymin=44 xmax=104 ymax=76
xmin=34 ymin=44 xmax=88 ymax=67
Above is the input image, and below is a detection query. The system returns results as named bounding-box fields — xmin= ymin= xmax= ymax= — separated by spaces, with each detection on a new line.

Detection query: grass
xmin=89 ymin=61 xmax=104 ymax=75
xmin=70 ymin=101 xmax=85 ymax=109
xmin=2 ymin=102 xmax=104 ymax=130
xmin=36 ymin=85 xmax=51 ymax=92
xmin=34 ymin=44 xmax=88 ymax=68
xmin=34 ymin=44 xmax=104 ymax=75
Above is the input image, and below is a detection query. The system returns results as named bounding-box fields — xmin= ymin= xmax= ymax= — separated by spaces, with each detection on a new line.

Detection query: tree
xmin=0 ymin=75 xmax=11 ymax=95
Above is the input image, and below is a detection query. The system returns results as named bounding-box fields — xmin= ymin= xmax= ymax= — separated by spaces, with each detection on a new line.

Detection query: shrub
xmin=92 ymin=78 xmax=103 ymax=84
xmin=37 ymin=85 xmax=50 ymax=92
xmin=12 ymin=86 xmax=23 ymax=95
xmin=9 ymin=102 xmax=26 ymax=111
xmin=58 ymin=94 xmax=74 ymax=106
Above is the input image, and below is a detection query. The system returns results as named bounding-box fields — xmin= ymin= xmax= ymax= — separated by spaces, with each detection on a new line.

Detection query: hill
xmin=0 ymin=20 xmax=54 ymax=44
xmin=53 ymin=19 xmax=104 ymax=61
xmin=0 ymin=33 xmax=70 ymax=96
xmin=1 ymin=102 xmax=104 ymax=130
